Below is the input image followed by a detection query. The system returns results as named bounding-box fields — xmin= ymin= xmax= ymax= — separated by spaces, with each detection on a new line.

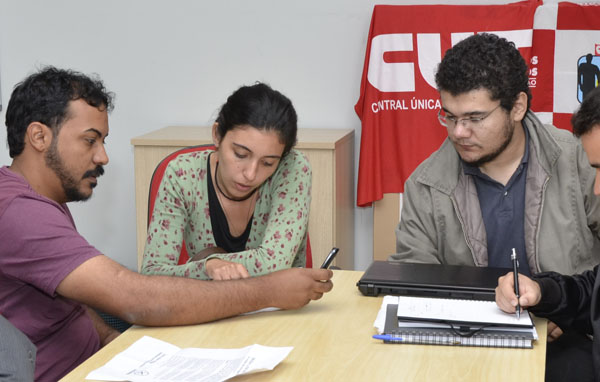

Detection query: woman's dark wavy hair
xmin=5 ymin=66 xmax=114 ymax=158
xmin=435 ymin=33 xmax=531 ymax=111
xmin=215 ymin=82 xmax=297 ymax=156
xmin=572 ymin=87 xmax=600 ymax=137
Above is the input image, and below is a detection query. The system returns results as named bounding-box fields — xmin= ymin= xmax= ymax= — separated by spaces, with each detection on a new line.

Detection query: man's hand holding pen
xmin=495 ymin=271 xmax=542 ymax=315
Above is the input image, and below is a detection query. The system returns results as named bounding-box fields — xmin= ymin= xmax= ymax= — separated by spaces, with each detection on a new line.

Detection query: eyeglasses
xmin=437 ymin=104 xmax=502 ymax=130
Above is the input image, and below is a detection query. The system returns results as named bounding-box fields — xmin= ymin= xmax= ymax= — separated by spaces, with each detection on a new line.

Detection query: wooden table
xmin=60 ymin=271 xmax=547 ymax=381
xmin=131 ymin=126 xmax=355 ymax=270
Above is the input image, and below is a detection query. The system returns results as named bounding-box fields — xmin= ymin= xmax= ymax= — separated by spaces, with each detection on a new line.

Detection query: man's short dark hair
xmin=5 ymin=66 xmax=114 ymax=158
xmin=435 ymin=33 xmax=531 ymax=111
xmin=572 ymin=86 xmax=600 ymax=137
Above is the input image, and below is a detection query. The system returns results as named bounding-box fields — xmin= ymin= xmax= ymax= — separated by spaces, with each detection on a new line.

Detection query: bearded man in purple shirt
xmin=0 ymin=66 xmax=333 ymax=381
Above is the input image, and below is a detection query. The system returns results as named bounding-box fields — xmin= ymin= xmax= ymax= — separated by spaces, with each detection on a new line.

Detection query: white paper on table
xmin=86 ymin=336 xmax=293 ymax=382
xmin=373 ymin=295 xmax=399 ymax=334
xmin=240 ymin=307 xmax=280 ymax=316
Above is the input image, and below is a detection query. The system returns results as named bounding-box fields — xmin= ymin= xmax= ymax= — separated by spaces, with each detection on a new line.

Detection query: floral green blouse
xmin=141 ymin=149 xmax=311 ymax=279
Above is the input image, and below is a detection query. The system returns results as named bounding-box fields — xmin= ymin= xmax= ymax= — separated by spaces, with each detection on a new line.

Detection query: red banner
xmin=355 ymin=1 xmax=540 ymax=207
xmin=531 ymin=2 xmax=600 ymax=131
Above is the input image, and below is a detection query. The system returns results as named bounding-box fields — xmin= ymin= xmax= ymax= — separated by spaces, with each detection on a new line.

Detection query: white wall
xmin=0 ymin=0 xmax=564 ymax=271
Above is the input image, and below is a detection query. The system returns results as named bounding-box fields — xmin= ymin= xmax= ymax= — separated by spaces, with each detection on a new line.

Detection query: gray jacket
xmin=392 ymin=111 xmax=600 ymax=275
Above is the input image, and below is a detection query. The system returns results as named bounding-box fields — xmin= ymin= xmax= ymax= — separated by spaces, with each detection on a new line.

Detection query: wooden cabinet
xmin=131 ymin=126 xmax=355 ymax=270
xmin=373 ymin=193 xmax=401 ymax=261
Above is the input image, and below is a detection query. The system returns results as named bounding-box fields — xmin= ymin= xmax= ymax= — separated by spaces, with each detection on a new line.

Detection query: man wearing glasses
xmin=391 ymin=34 xmax=600 ymax=377
xmin=392 ymin=32 xmax=600 ymax=276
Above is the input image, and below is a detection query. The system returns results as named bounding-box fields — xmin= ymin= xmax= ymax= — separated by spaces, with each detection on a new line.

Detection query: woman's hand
xmin=205 ymin=258 xmax=250 ymax=280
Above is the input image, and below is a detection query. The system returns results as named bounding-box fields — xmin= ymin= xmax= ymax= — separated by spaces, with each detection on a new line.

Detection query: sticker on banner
xmin=576 ymin=53 xmax=600 ymax=103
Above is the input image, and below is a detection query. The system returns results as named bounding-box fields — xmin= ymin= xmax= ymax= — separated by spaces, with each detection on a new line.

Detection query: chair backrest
xmin=148 ymin=145 xmax=215 ymax=264
xmin=305 ymin=234 xmax=313 ymax=268
xmin=148 ymin=144 xmax=313 ymax=267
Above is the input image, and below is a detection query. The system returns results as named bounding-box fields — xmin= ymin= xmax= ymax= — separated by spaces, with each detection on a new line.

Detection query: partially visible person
xmin=392 ymin=33 xmax=600 ymax=276
xmin=0 ymin=66 xmax=333 ymax=381
xmin=496 ymin=87 xmax=600 ymax=382
xmin=0 ymin=315 xmax=36 ymax=382
xmin=142 ymin=83 xmax=311 ymax=281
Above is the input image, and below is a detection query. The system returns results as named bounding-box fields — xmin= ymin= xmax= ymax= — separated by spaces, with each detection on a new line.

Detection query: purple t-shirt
xmin=0 ymin=166 xmax=102 ymax=381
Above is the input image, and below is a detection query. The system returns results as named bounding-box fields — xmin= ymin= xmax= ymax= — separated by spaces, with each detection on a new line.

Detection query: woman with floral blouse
xmin=141 ymin=83 xmax=311 ymax=280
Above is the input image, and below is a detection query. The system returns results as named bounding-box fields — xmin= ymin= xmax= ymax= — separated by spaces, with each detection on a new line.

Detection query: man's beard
xmin=462 ymin=119 xmax=516 ymax=168
xmin=45 ymin=141 xmax=104 ymax=202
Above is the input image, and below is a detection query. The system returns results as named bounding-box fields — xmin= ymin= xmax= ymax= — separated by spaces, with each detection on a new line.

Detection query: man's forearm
xmin=58 ymin=255 xmax=333 ymax=327
xmin=113 ymin=272 xmax=274 ymax=325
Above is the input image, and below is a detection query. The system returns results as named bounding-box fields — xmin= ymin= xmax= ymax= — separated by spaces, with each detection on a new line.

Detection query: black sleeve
xmin=529 ymin=265 xmax=598 ymax=335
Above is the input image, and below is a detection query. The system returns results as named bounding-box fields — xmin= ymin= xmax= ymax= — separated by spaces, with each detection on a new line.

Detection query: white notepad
xmin=396 ymin=295 xmax=534 ymax=328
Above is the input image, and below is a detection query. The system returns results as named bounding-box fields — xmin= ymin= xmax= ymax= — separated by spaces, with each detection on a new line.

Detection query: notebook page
xmin=396 ymin=296 xmax=533 ymax=327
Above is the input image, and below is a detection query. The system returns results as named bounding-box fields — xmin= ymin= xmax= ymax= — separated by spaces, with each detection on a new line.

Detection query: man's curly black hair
xmin=5 ymin=66 xmax=114 ymax=158
xmin=572 ymin=86 xmax=600 ymax=137
xmin=435 ymin=33 xmax=531 ymax=112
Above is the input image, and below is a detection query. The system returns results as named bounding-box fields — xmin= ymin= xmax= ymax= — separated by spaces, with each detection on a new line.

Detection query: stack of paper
xmin=375 ymin=296 xmax=538 ymax=348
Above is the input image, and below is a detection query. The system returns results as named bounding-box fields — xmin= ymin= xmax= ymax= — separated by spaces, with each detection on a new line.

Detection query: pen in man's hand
xmin=320 ymin=247 xmax=339 ymax=269
xmin=511 ymin=248 xmax=521 ymax=319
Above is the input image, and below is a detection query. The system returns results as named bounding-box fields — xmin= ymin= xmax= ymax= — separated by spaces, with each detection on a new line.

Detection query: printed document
xmin=86 ymin=336 xmax=293 ymax=381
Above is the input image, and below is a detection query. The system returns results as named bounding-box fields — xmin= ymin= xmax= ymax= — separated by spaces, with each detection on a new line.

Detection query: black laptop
xmin=356 ymin=261 xmax=511 ymax=301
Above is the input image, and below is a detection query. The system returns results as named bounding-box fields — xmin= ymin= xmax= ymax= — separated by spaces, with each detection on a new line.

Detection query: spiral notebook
xmin=380 ymin=296 xmax=537 ymax=349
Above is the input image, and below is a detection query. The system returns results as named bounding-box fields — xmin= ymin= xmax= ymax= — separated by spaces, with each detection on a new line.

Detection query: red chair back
xmin=148 ymin=145 xmax=215 ymax=264
xmin=305 ymin=234 xmax=313 ymax=268
xmin=148 ymin=144 xmax=313 ymax=267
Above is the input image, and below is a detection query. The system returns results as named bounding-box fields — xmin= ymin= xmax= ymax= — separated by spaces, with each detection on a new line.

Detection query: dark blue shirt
xmin=462 ymin=127 xmax=531 ymax=276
